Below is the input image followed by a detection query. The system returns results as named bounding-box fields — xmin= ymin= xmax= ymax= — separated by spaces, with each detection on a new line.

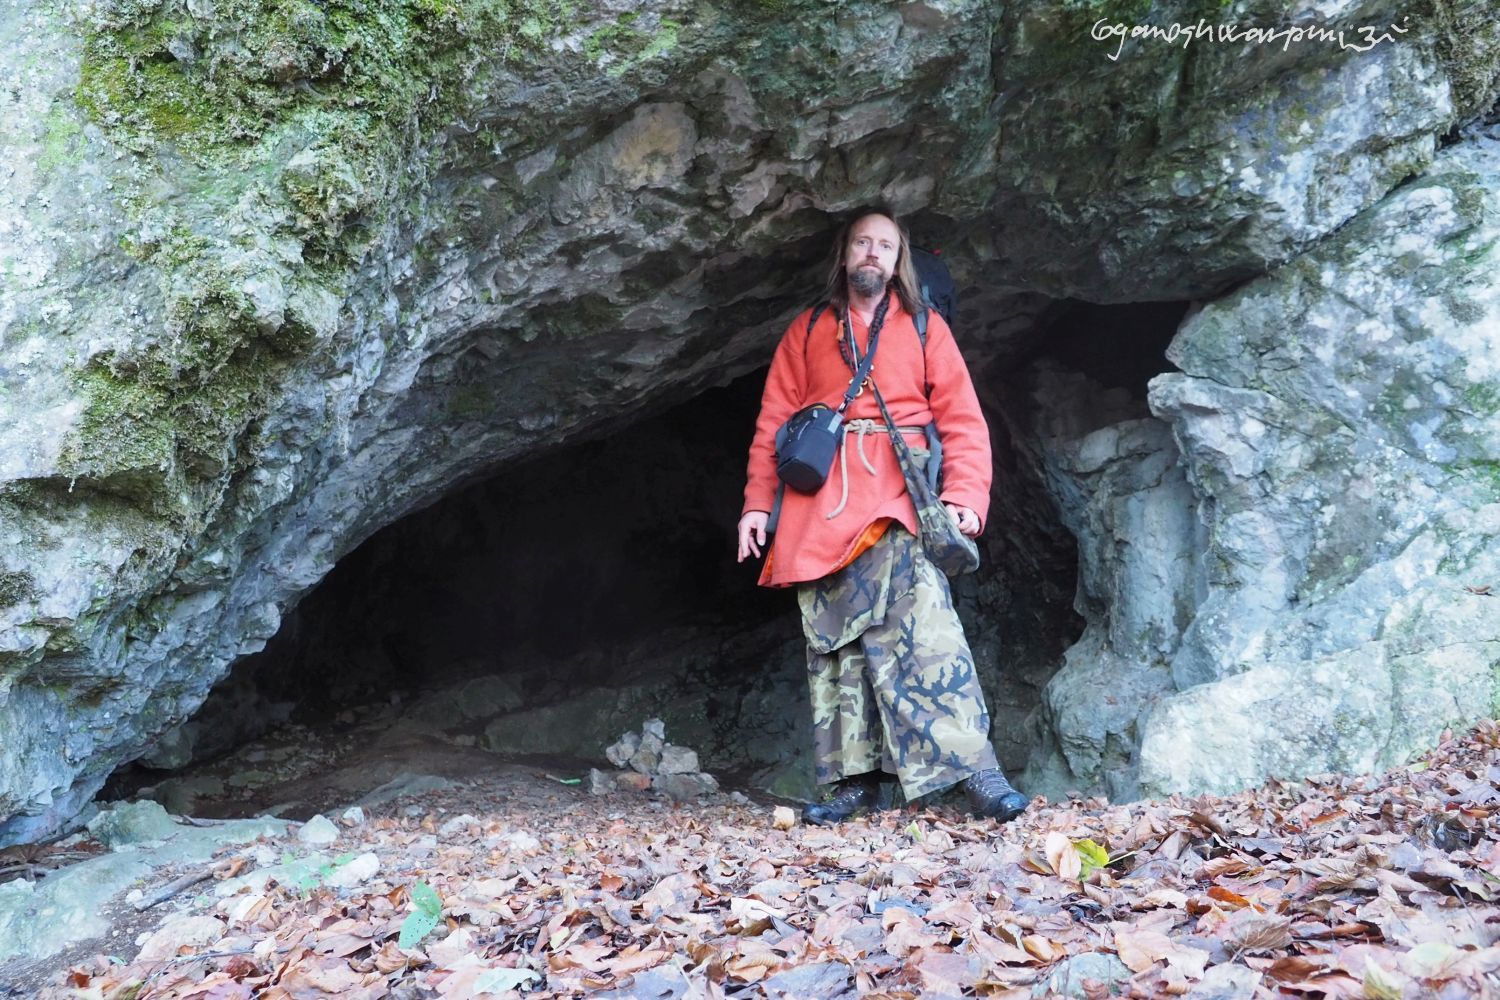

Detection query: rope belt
xmin=826 ymin=420 xmax=928 ymax=519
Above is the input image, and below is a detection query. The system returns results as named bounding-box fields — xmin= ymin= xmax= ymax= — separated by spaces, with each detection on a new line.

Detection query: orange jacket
xmin=742 ymin=300 xmax=993 ymax=587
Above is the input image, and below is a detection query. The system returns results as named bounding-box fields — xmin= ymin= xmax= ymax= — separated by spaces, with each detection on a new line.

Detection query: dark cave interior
xmin=106 ymin=296 xmax=1189 ymax=807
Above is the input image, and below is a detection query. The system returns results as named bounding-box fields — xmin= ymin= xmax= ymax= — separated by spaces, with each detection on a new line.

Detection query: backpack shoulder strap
xmin=802 ymin=301 xmax=830 ymax=363
xmin=807 ymin=301 xmax=829 ymax=335
xmin=914 ymin=302 xmax=931 ymax=396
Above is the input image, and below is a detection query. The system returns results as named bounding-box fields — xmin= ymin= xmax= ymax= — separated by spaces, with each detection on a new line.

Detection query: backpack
xmin=909 ymin=245 xmax=956 ymax=328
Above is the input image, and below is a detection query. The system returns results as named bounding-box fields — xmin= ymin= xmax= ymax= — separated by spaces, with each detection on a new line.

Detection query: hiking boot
xmin=803 ymin=774 xmax=881 ymax=826
xmin=962 ymin=768 xmax=1028 ymax=822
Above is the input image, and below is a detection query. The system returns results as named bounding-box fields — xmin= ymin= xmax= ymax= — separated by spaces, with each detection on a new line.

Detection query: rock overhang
xmin=2 ymin=0 xmax=1499 ymax=842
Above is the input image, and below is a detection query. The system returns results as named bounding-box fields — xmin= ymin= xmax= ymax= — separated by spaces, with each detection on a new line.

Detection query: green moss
xmin=77 ymin=0 xmax=578 ymax=165
xmin=1461 ymin=382 xmax=1500 ymax=417
xmin=447 ymin=383 xmax=496 ymax=420
xmin=1439 ymin=460 xmax=1500 ymax=511
xmin=1422 ymin=0 xmax=1500 ymax=118
xmin=525 ymin=294 xmax=627 ymax=342
xmin=60 ymin=327 xmax=291 ymax=512
xmin=38 ymin=107 xmax=86 ymax=174
xmin=0 ymin=571 xmax=37 ymax=608
xmin=583 ymin=12 xmax=642 ymax=62
xmin=66 ymin=364 xmax=178 ymax=480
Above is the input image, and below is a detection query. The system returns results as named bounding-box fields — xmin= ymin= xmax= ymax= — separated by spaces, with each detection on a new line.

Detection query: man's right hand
xmin=737 ymin=511 xmax=769 ymax=562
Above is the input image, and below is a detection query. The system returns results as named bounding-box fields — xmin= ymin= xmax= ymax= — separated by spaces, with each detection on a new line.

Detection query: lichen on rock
xmin=2 ymin=0 xmax=1500 ymax=843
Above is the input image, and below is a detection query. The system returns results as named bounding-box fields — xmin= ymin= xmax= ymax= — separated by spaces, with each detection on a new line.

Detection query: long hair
xmin=822 ymin=207 xmax=924 ymax=317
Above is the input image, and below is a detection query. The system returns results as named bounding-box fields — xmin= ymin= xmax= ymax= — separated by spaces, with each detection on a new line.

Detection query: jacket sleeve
xmin=743 ymin=312 xmax=812 ymax=516
xmin=923 ymin=312 xmax=993 ymax=531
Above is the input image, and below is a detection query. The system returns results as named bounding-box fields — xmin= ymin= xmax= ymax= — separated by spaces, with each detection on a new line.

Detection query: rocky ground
xmin=3 ymin=722 xmax=1498 ymax=999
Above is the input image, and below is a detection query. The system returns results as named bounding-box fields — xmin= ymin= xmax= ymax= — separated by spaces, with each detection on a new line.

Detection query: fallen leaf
xmin=1223 ymin=914 xmax=1293 ymax=954
xmin=1265 ymin=955 xmax=1324 ymax=983
xmin=1207 ymin=885 xmax=1251 ymax=909
xmin=1362 ymin=959 xmax=1405 ymax=1000
xmin=1044 ymin=833 xmax=1082 ymax=881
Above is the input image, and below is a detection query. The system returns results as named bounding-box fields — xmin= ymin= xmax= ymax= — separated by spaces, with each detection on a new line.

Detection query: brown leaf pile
xmin=44 ymin=723 xmax=1500 ymax=999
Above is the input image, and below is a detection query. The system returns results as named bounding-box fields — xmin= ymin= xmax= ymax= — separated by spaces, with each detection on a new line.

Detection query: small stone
xmin=325 ymin=852 xmax=380 ymax=889
xmin=588 ymin=768 xmax=618 ymax=795
xmin=657 ymin=746 xmax=699 ymax=775
xmin=628 ymin=742 xmax=662 ymax=775
xmin=652 ymin=772 xmax=719 ymax=801
xmin=605 ymin=732 xmax=640 ymax=768
xmin=730 ymin=792 xmax=751 ymax=805
xmin=1185 ymin=964 xmax=1262 ymax=1000
xmin=772 ymin=806 xmax=796 ymax=830
xmin=1033 ymin=953 xmax=1132 ymax=999
xmin=136 ymin=914 xmax=225 ymax=961
xmin=340 ymin=806 xmax=365 ymax=825
xmin=639 ymin=726 xmax=665 ymax=755
xmin=641 ymin=718 xmax=667 ymax=741
xmin=438 ymin=814 xmax=479 ymax=837
xmin=615 ymin=771 xmax=652 ymax=792
xmin=297 ymin=815 xmax=340 ymax=847
xmin=500 ymin=830 xmax=541 ymax=853
xmin=763 ymin=962 xmax=853 ymax=996
xmin=223 ymin=893 xmax=266 ymax=922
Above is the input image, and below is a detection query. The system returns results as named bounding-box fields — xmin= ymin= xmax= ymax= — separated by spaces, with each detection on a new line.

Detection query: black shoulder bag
xmin=772 ymin=292 xmax=890 ymax=494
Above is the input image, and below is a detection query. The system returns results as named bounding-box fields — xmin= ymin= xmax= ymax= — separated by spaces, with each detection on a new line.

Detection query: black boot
xmin=961 ymin=768 xmax=1028 ymax=822
xmin=803 ymin=774 xmax=881 ymax=826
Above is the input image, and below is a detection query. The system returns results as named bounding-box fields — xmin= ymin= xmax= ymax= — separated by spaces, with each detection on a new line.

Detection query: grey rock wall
xmin=1026 ymin=126 xmax=1500 ymax=799
xmin=2 ymin=0 xmax=1499 ymax=841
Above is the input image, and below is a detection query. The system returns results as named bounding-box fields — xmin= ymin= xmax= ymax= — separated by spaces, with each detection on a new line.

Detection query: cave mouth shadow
xmin=103 ymin=297 xmax=1191 ymax=814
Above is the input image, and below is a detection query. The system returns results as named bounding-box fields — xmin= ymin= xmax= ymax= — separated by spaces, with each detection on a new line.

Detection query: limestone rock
xmin=629 ymin=724 xmax=666 ymax=775
xmin=588 ymin=768 xmax=618 ymax=796
xmin=136 ymin=914 xmax=225 ymax=962
xmin=0 ymin=815 xmax=284 ymax=961
xmin=658 ymin=746 xmax=699 ymax=775
xmin=325 ymin=852 xmax=380 ymax=889
xmin=1033 ymin=953 xmax=1132 ymax=999
xmin=1186 ymin=964 xmax=1262 ymax=1000
xmin=652 ymin=772 xmax=718 ymax=801
xmin=605 ymin=733 xmax=640 ymax=769
xmin=354 ymin=774 xmax=454 ymax=810
xmin=437 ymin=814 xmax=480 ymax=837
xmin=87 ymin=801 xmax=179 ymax=848
xmin=2 ymin=0 xmax=1499 ymax=843
xmin=1029 ymin=129 xmax=1500 ymax=800
xmin=297 ymin=814 xmax=340 ymax=846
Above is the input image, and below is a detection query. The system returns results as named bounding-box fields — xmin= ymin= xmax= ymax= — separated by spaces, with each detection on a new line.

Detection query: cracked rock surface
xmin=2 ymin=0 xmax=1499 ymax=841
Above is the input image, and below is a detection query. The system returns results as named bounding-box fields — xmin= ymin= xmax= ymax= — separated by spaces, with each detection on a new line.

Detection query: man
xmin=736 ymin=209 xmax=1028 ymax=825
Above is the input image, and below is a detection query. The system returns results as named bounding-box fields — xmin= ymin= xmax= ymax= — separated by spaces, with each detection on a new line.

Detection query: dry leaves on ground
xmin=42 ymin=722 xmax=1500 ymax=998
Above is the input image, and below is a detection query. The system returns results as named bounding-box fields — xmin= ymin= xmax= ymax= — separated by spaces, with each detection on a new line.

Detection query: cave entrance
xmin=106 ymin=296 xmax=1189 ymax=819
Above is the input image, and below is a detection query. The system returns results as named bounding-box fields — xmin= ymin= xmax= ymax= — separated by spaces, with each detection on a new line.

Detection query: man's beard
xmin=848 ymin=266 xmax=887 ymax=297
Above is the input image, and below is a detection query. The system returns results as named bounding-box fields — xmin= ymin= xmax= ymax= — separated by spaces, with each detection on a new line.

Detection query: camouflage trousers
xmin=798 ymin=523 xmax=999 ymax=802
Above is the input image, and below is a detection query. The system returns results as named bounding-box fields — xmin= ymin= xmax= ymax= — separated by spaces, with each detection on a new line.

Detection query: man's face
xmin=844 ymin=214 xmax=900 ymax=298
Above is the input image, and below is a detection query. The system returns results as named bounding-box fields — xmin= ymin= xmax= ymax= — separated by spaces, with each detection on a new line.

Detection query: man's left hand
xmin=944 ymin=503 xmax=980 ymax=538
